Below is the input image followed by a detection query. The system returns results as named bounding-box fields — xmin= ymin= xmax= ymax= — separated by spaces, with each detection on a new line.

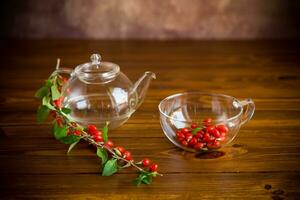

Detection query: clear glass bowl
xmin=158 ymin=92 xmax=255 ymax=152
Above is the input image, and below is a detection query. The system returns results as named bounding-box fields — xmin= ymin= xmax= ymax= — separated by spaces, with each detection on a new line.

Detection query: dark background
xmin=1 ymin=0 xmax=300 ymax=39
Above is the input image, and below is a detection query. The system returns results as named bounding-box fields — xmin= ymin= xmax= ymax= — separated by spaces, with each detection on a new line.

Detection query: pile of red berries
xmin=176 ymin=118 xmax=229 ymax=151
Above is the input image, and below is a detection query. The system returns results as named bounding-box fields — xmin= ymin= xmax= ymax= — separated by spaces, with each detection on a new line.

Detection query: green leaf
xmin=67 ymin=140 xmax=80 ymax=154
xmin=133 ymin=171 xmax=154 ymax=186
xmin=102 ymin=159 xmax=118 ymax=176
xmin=191 ymin=127 xmax=202 ymax=135
xmin=42 ymin=96 xmax=55 ymax=110
xmin=45 ymin=80 xmax=53 ymax=88
xmin=61 ymin=107 xmax=72 ymax=114
xmin=102 ymin=123 xmax=108 ymax=142
xmin=53 ymin=121 xmax=67 ymax=140
xmin=51 ymin=84 xmax=60 ymax=100
xmin=141 ymin=175 xmax=152 ymax=185
xmin=35 ymin=86 xmax=49 ymax=99
xmin=133 ymin=174 xmax=147 ymax=186
xmin=133 ymin=176 xmax=143 ymax=186
xmin=60 ymin=135 xmax=80 ymax=144
xmin=36 ymin=105 xmax=50 ymax=123
xmin=97 ymin=148 xmax=108 ymax=165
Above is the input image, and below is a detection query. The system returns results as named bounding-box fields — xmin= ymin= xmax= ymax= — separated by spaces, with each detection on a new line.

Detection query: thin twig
xmin=81 ymin=132 xmax=162 ymax=176
xmin=60 ymin=111 xmax=162 ymax=176
xmin=56 ymin=58 xmax=61 ymax=70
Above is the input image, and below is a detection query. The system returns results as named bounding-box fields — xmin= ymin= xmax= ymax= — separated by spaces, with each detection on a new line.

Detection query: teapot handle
xmin=239 ymin=98 xmax=255 ymax=126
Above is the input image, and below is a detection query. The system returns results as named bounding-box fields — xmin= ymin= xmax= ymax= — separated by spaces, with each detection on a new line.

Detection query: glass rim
xmin=158 ymin=91 xmax=244 ymax=124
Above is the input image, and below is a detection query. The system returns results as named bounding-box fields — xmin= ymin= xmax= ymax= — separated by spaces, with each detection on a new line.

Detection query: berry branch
xmin=35 ymin=63 xmax=161 ymax=186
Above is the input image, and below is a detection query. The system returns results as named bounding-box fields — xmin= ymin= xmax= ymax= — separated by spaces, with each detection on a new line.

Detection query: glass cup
xmin=158 ymin=92 xmax=255 ymax=152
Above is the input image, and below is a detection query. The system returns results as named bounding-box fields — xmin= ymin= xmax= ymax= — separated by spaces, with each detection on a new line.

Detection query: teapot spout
xmin=131 ymin=71 xmax=156 ymax=109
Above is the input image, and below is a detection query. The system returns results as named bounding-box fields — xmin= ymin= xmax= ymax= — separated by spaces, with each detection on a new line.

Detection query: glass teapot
xmin=54 ymin=54 xmax=156 ymax=129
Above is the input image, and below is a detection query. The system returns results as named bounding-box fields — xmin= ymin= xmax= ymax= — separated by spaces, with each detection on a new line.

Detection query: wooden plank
xmin=0 ymin=173 xmax=299 ymax=199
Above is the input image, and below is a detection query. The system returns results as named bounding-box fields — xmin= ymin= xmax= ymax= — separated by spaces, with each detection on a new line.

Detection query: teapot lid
xmin=75 ymin=53 xmax=120 ymax=83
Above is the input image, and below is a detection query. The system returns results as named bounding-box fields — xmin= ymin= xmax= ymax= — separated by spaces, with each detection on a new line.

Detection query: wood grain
xmin=0 ymin=40 xmax=300 ymax=199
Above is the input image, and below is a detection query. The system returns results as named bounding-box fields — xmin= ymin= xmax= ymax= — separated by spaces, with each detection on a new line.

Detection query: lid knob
xmin=90 ymin=54 xmax=101 ymax=65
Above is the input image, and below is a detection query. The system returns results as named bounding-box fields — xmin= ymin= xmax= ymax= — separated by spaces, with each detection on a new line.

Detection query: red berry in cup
xmin=188 ymin=137 xmax=198 ymax=147
xmin=185 ymin=133 xmax=193 ymax=142
xmin=211 ymin=128 xmax=221 ymax=138
xmin=105 ymin=140 xmax=114 ymax=148
xmin=150 ymin=163 xmax=158 ymax=172
xmin=194 ymin=142 xmax=205 ymax=150
xmin=203 ymin=133 xmax=213 ymax=143
xmin=191 ymin=123 xmax=198 ymax=129
xmin=214 ymin=140 xmax=220 ymax=146
xmin=219 ymin=136 xmax=226 ymax=142
xmin=181 ymin=128 xmax=190 ymax=134
xmin=181 ymin=140 xmax=188 ymax=146
xmin=206 ymin=125 xmax=215 ymax=134
xmin=195 ymin=131 xmax=204 ymax=139
xmin=94 ymin=135 xmax=103 ymax=142
xmin=176 ymin=131 xmax=185 ymax=139
xmin=216 ymin=124 xmax=229 ymax=134
xmin=220 ymin=132 xmax=226 ymax=138
xmin=142 ymin=158 xmax=151 ymax=167
xmin=177 ymin=136 xmax=185 ymax=142
xmin=203 ymin=118 xmax=212 ymax=126
xmin=206 ymin=142 xmax=213 ymax=149
xmin=207 ymin=140 xmax=221 ymax=149
xmin=123 ymin=150 xmax=132 ymax=161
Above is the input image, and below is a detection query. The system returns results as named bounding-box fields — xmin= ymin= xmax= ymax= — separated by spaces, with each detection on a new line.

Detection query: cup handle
xmin=239 ymin=98 xmax=255 ymax=126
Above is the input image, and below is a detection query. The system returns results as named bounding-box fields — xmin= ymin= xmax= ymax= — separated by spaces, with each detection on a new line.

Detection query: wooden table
xmin=0 ymin=40 xmax=300 ymax=199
